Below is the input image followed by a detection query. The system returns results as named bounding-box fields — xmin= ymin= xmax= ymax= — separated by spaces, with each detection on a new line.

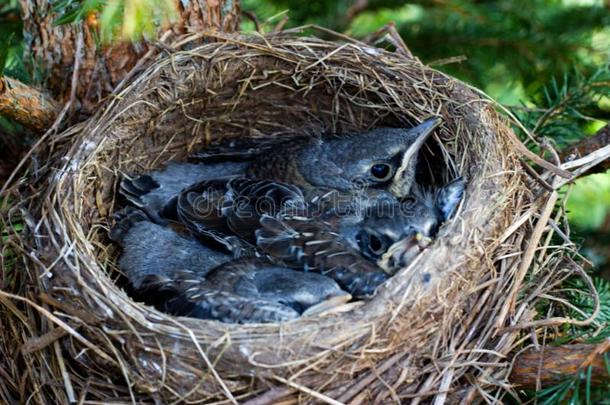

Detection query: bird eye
xmin=368 ymin=235 xmax=385 ymax=255
xmin=370 ymin=163 xmax=393 ymax=181
xmin=356 ymin=231 xmax=388 ymax=259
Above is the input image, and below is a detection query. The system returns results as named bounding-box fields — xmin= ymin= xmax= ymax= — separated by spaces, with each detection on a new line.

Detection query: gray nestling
xmin=193 ymin=118 xmax=442 ymax=193
xmin=376 ymin=177 xmax=467 ymax=272
xmin=159 ymin=258 xmax=351 ymax=324
xmin=164 ymin=176 xmax=391 ymax=298
xmin=110 ymin=208 xmax=350 ymax=323
xmin=109 ymin=207 xmax=231 ymax=289
xmin=257 ymin=177 xmax=467 ymax=275
xmin=120 ymin=119 xmax=441 ymax=224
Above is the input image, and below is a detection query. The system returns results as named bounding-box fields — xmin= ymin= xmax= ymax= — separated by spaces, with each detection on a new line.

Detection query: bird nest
xmin=0 ymin=31 xmax=594 ymax=403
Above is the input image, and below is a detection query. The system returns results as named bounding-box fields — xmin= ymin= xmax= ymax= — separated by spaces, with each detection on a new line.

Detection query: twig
xmin=428 ymin=55 xmax=468 ymax=67
xmin=273 ymin=376 xmax=343 ymax=405
xmin=242 ymin=10 xmax=262 ymax=33
xmin=553 ymin=143 xmax=610 ymax=189
xmin=273 ymin=15 xmax=289 ymax=33
xmin=67 ymin=27 xmax=85 ymax=119
xmin=336 ymin=352 xmax=406 ymax=403
xmin=345 ymin=0 xmax=369 ymax=21
xmin=54 ymin=340 xmax=76 ymax=403
xmin=520 ymin=161 xmax=554 ymax=191
xmin=495 ymin=191 xmax=559 ymax=330
xmin=0 ymin=290 xmax=116 ymax=364
xmin=21 ymin=325 xmax=72 ymax=354
xmin=362 ymin=23 xmax=414 ymax=59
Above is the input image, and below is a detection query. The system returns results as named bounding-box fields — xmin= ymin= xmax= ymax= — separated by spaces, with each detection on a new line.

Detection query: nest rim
xmin=62 ymin=36 xmax=516 ymax=333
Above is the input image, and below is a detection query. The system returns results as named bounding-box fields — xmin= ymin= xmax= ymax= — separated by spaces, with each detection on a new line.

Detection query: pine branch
xmin=0 ymin=77 xmax=60 ymax=132
xmin=531 ymin=68 xmax=610 ymax=141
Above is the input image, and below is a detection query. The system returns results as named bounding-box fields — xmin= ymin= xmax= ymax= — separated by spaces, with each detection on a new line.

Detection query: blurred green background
xmin=241 ymin=0 xmax=609 ymax=103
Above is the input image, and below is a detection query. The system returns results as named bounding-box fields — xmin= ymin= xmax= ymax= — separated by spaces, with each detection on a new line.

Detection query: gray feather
xmin=437 ymin=177 xmax=466 ymax=220
xmin=110 ymin=209 xmax=230 ymax=288
xmin=120 ymin=161 xmax=248 ymax=216
xmin=157 ymin=258 xmax=349 ymax=323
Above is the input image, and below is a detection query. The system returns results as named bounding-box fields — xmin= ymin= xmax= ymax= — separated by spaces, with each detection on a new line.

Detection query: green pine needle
xmin=512 ymin=64 xmax=610 ymax=147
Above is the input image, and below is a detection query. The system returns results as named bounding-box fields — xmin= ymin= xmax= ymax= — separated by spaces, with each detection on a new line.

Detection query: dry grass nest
xmin=0 ymin=30 xmax=600 ymax=404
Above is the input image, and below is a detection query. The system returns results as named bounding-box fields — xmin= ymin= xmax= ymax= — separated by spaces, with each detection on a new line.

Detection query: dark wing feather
xmin=109 ymin=207 xmax=149 ymax=242
xmin=190 ymin=138 xmax=294 ymax=162
xmin=175 ymin=178 xmax=232 ymax=233
xmin=172 ymin=178 xmax=256 ymax=255
xmin=255 ymin=214 xmax=388 ymax=298
xmin=156 ymin=267 xmax=299 ymax=323
xmin=223 ymin=177 xmax=306 ymax=241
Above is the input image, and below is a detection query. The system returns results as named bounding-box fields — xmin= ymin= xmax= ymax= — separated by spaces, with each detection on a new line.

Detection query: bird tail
xmin=165 ymin=288 xmax=300 ymax=323
xmin=138 ymin=268 xmax=300 ymax=323
xmin=109 ymin=207 xmax=149 ymax=242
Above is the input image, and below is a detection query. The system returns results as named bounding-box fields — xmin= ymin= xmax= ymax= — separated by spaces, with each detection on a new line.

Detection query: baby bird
xmin=110 ymin=208 xmax=350 ymax=323
xmin=161 ymin=258 xmax=351 ymax=324
xmin=164 ymin=176 xmax=465 ymax=295
xmin=256 ymin=177 xmax=466 ymax=275
xmin=245 ymin=118 xmax=442 ymax=192
xmin=355 ymin=177 xmax=467 ymax=272
xmin=161 ymin=176 xmax=391 ymax=297
xmin=120 ymin=118 xmax=441 ymax=222
xmin=109 ymin=208 xmax=230 ymax=288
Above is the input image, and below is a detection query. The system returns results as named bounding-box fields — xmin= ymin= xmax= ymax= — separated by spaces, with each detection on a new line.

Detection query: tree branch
xmin=561 ymin=125 xmax=610 ymax=174
xmin=0 ymin=77 xmax=60 ymax=132
xmin=510 ymin=342 xmax=610 ymax=389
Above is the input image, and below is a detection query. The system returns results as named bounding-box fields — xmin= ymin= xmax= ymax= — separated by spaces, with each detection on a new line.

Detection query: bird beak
xmin=390 ymin=117 xmax=443 ymax=197
xmin=378 ymin=232 xmax=433 ymax=274
xmin=302 ymin=293 xmax=353 ymax=317
xmin=402 ymin=117 xmax=442 ymax=164
xmin=415 ymin=232 xmax=434 ymax=248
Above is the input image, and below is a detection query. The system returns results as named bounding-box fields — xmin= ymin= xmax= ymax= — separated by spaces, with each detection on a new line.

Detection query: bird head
xmin=339 ymin=193 xmax=442 ymax=273
xmin=366 ymin=177 xmax=466 ymax=273
xmin=296 ymin=117 xmax=442 ymax=191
